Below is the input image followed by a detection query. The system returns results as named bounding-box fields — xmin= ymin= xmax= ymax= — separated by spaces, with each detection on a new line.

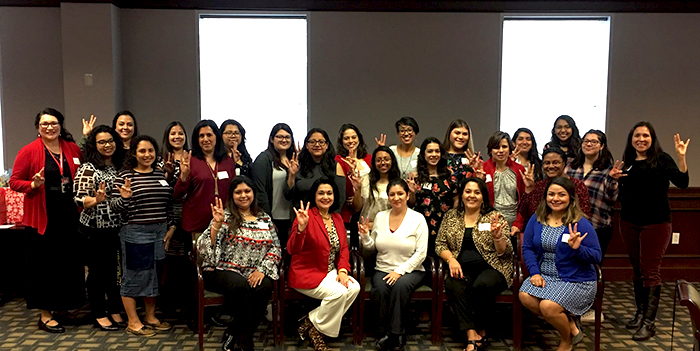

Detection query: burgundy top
xmin=513 ymin=177 xmax=591 ymax=231
xmin=174 ymin=156 xmax=236 ymax=232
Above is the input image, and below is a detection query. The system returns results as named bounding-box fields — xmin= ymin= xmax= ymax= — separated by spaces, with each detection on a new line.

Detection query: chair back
xmin=677 ymin=280 xmax=700 ymax=350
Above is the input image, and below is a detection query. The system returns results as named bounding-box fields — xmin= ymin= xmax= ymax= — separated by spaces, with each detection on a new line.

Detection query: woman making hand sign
xmin=434 ymin=177 xmax=513 ymax=351
xmin=288 ymin=178 xmax=360 ymax=351
xmin=358 ymin=179 xmax=429 ymax=351
xmin=196 ymin=176 xmax=281 ymax=351
xmin=519 ymin=177 xmax=601 ymax=351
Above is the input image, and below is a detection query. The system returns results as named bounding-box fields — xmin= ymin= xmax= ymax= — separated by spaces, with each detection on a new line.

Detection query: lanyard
xmin=207 ymin=161 xmax=219 ymax=196
xmin=46 ymin=145 xmax=64 ymax=175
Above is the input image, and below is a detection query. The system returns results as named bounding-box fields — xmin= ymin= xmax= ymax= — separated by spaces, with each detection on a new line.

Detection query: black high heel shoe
xmin=38 ymin=317 xmax=65 ymax=333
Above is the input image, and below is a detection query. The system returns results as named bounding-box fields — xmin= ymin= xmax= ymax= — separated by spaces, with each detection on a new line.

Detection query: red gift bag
xmin=5 ymin=188 xmax=24 ymax=224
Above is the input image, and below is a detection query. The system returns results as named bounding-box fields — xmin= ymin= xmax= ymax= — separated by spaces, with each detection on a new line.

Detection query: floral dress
xmin=413 ymin=175 xmax=456 ymax=255
xmin=446 ymin=153 xmax=475 ymax=186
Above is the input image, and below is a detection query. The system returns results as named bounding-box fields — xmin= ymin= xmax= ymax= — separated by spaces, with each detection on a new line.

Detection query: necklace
xmin=320 ymin=213 xmax=332 ymax=220
xmin=206 ymin=159 xmax=219 ymax=196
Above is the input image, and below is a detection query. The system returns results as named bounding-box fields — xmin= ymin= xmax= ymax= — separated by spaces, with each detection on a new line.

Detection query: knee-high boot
xmin=626 ymin=280 xmax=646 ymax=329
xmin=632 ymin=285 xmax=661 ymax=341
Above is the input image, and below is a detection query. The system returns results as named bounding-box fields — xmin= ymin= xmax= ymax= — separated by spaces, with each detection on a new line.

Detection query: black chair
xmin=190 ymin=235 xmax=226 ymax=351
xmin=675 ymin=280 xmax=700 ymax=351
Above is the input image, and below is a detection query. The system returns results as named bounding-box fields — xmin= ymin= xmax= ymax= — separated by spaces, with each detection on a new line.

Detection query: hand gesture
xmin=405 ymin=174 xmax=418 ymax=194
xmin=383 ymin=271 xmax=402 ymax=286
xmin=348 ymin=169 xmax=362 ymax=191
xmin=567 ymin=223 xmax=588 ymax=250
xmin=375 ymin=133 xmax=386 ymax=147
xmin=490 ymin=215 xmax=504 ymax=239
xmin=674 ymin=133 xmax=690 ymax=158
xmin=94 ymin=181 xmax=107 ymax=204
xmin=294 ymin=201 xmax=310 ymax=232
xmin=163 ymin=153 xmax=175 ymax=175
xmin=336 ymin=270 xmax=350 ymax=288
xmin=82 ymin=115 xmax=97 ymax=136
xmin=465 ymin=149 xmax=481 ymax=167
xmin=610 ymin=160 xmax=627 ymax=180
xmin=530 ymin=274 xmax=545 ymax=287
xmin=31 ymin=167 xmax=45 ymax=189
xmin=358 ymin=216 xmax=370 ymax=236
xmin=164 ymin=226 xmax=176 ymax=250
xmin=231 ymin=141 xmax=241 ymax=164
xmin=520 ymin=165 xmax=535 ymax=191
xmin=509 ymin=143 xmax=523 ymax=162
xmin=340 ymin=156 xmax=357 ymax=170
xmin=448 ymin=256 xmax=463 ymax=279
xmin=179 ymin=151 xmax=192 ymax=181
xmin=116 ymin=178 xmax=132 ymax=199
xmin=210 ymin=197 xmax=225 ymax=224
xmin=247 ymin=270 xmax=265 ymax=288
xmin=473 ymin=156 xmax=486 ymax=180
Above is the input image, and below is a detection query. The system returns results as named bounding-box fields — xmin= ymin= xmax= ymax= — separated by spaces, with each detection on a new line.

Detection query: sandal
xmin=463 ymin=340 xmax=479 ymax=351
xmin=475 ymin=336 xmax=489 ymax=349
xmin=571 ymin=317 xmax=584 ymax=344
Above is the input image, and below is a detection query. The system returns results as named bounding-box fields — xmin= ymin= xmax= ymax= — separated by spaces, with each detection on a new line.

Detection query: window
xmin=198 ymin=14 xmax=307 ymax=158
xmin=499 ymin=17 xmax=611 ymax=148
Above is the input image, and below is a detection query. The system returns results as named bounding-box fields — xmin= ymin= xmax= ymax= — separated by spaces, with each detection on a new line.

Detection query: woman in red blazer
xmin=482 ymin=132 xmax=526 ymax=227
xmin=9 ymin=108 xmax=85 ymax=333
xmin=288 ymin=178 xmax=360 ymax=351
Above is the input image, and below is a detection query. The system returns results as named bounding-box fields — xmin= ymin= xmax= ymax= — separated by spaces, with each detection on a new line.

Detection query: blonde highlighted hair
xmin=535 ymin=177 xmax=586 ymax=225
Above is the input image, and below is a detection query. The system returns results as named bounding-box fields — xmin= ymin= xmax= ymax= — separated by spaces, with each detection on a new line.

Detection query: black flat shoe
xmin=109 ymin=315 xmax=127 ymax=328
xmin=38 ymin=318 xmax=65 ymax=333
xmin=94 ymin=321 xmax=120 ymax=331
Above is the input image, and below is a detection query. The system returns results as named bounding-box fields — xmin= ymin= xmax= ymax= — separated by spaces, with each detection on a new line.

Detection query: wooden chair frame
xmin=676 ymin=279 xmax=700 ymax=351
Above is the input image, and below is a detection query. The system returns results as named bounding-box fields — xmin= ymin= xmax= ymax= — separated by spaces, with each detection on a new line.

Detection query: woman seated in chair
xmin=435 ymin=177 xmax=513 ymax=351
xmin=197 ymin=176 xmax=282 ymax=351
xmin=288 ymin=177 xmax=361 ymax=351
xmin=519 ymin=176 xmax=601 ymax=351
xmin=358 ymin=179 xmax=429 ymax=351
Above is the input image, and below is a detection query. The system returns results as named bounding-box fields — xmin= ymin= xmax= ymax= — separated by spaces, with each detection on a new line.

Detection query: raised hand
xmin=287 ymin=152 xmax=299 ymax=176
xmin=530 ymin=274 xmax=545 ymax=287
xmin=117 ymin=178 xmax=132 ymax=199
xmin=567 ymin=223 xmax=588 ymax=250
xmin=340 ymin=156 xmax=358 ymax=171
xmin=473 ymin=155 xmax=486 ymax=180
xmin=163 ymin=153 xmax=175 ymax=175
xmin=179 ymin=150 xmax=192 ymax=181
xmin=358 ymin=216 xmax=370 ymax=236
xmin=31 ymin=167 xmax=45 ymax=189
xmin=94 ymin=181 xmax=107 ymax=204
xmin=520 ymin=165 xmax=535 ymax=191
xmin=610 ymin=160 xmax=627 ymax=180
xmin=490 ymin=215 xmax=504 ymax=239
xmin=375 ymin=133 xmax=386 ymax=147
xmin=294 ymin=201 xmax=310 ymax=232
xmin=348 ymin=169 xmax=362 ymax=191
xmin=674 ymin=133 xmax=690 ymax=158
xmin=210 ymin=197 xmax=225 ymax=224
xmin=82 ymin=115 xmax=97 ymax=136
xmin=405 ymin=174 xmax=418 ymax=194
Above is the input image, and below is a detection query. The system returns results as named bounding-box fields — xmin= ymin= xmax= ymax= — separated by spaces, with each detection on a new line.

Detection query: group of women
xmin=9 ymin=109 xmax=689 ymax=351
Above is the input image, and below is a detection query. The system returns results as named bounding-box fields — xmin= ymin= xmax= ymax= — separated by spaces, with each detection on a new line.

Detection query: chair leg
xmin=595 ymin=307 xmax=601 ymax=351
xmin=198 ymin=298 xmax=204 ymax=351
xmin=512 ymin=300 xmax=522 ymax=351
xmin=431 ymin=299 xmax=441 ymax=345
xmin=358 ymin=295 xmax=365 ymax=344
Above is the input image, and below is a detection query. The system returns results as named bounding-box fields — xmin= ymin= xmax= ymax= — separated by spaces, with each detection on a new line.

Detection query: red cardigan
xmin=9 ymin=138 xmax=82 ymax=234
xmin=335 ymin=154 xmax=373 ymax=222
xmin=287 ymin=207 xmax=351 ymax=289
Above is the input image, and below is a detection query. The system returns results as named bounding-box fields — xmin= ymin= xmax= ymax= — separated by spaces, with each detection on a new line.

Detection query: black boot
xmin=632 ymin=285 xmax=661 ymax=341
xmin=626 ymin=280 xmax=646 ymax=329
xmin=376 ymin=334 xmax=398 ymax=351
xmin=396 ymin=334 xmax=406 ymax=351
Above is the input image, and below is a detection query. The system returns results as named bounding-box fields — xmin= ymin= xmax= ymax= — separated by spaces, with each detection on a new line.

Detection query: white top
xmin=361 ymin=208 xmax=428 ymax=275
xmin=271 ymin=164 xmax=290 ymax=220
xmin=389 ymin=145 xmax=420 ymax=178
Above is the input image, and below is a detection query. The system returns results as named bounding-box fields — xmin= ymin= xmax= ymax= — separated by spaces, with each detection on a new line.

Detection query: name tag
xmin=422 ymin=183 xmax=432 ymax=190
xmin=562 ymin=234 xmax=570 ymax=243
xmin=478 ymin=222 xmax=491 ymax=231
xmin=485 ymin=174 xmax=493 ymax=183
xmin=235 ymin=168 xmax=241 ymax=176
xmin=217 ymin=171 xmax=229 ymax=179
xmin=73 ymin=157 xmax=81 ymax=165
xmin=158 ymin=180 xmax=169 ymax=186
xmin=410 ymin=160 xmax=417 ymax=168
xmin=258 ymin=222 xmax=269 ymax=230
xmin=461 ymin=158 xmax=468 ymax=165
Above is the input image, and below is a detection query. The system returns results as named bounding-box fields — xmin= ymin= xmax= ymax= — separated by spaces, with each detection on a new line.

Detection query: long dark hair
xmin=299 ymin=128 xmax=336 ymax=178
xmin=220 ymin=119 xmax=252 ymax=164
xmin=191 ymin=120 xmax=227 ymax=162
xmin=442 ymin=119 xmax=474 ymax=153
xmin=83 ymin=125 xmax=125 ymax=170
xmin=535 ymin=176 xmax=585 ymax=225
xmin=513 ymin=128 xmax=544 ymax=181
xmin=571 ymin=129 xmax=614 ymax=170
xmin=266 ymin=123 xmax=295 ymax=170
xmin=336 ymin=124 xmax=368 ymax=159
xmin=456 ymin=177 xmax=495 ymax=215
xmin=226 ymin=176 xmax=262 ymax=231
xmin=622 ymin=121 xmax=663 ymax=168
xmin=549 ymin=115 xmax=582 ymax=155
xmin=35 ymin=107 xmax=74 ymax=142
xmin=161 ymin=121 xmax=189 ymax=159
xmin=305 ymin=177 xmax=341 ymax=212
xmin=122 ymin=135 xmax=159 ymax=171
xmin=112 ymin=110 xmax=139 ymax=143
xmin=417 ymin=137 xmax=450 ymax=184
xmin=368 ymin=146 xmax=401 ymax=202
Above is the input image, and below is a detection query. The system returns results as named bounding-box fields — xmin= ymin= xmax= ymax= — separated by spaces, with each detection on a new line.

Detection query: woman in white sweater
xmin=359 ymin=179 xmax=429 ymax=351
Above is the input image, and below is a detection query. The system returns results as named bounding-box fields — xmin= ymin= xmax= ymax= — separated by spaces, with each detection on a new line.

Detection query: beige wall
xmin=0 ymin=7 xmax=698 ymax=185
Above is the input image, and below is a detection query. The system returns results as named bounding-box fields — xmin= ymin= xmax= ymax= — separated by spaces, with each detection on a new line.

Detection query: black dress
xmin=25 ymin=149 xmax=85 ymax=311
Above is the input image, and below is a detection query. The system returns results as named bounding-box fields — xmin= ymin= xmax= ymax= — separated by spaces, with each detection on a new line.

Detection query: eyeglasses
xmin=274 ymin=135 xmax=292 ymax=141
xmin=582 ymin=139 xmax=600 ymax=146
xmin=222 ymin=131 xmax=241 ymax=136
xmin=307 ymin=139 xmax=328 ymax=146
xmin=376 ymin=158 xmax=392 ymax=164
xmin=39 ymin=122 xmax=60 ymax=129
xmin=96 ymin=139 xmax=115 ymax=146
xmin=398 ymin=128 xmax=414 ymax=135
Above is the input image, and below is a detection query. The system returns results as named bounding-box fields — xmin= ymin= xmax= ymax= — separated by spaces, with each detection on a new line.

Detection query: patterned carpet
xmin=0 ymin=281 xmax=696 ymax=351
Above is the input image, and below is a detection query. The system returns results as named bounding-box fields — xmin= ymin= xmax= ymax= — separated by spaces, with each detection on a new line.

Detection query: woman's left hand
xmin=336 ymin=271 xmax=350 ymax=288
xmin=164 ymin=226 xmax=176 ymax=250
xmin=674 ymin=133 xmax=690 ymax=158
xmin=490 ymin=215 xmax=504 ymax=239
xmin=383 ymin=271 xmax=402 ymax=286
xmin=567 ymin=223 xmax=588 ymax=250
xmin=94 ymin=181 xmax=107 ymax=204
xmin=406 ymin=174 xmax=418 ymax=194
xmin=247 ymin=270 xmax=265 ymax=288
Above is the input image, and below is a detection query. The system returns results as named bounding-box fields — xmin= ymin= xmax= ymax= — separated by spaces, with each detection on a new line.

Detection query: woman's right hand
xmin=82 ymin=115 xmax=97 ymax=136
xmin=210 ymin=197 xmax=224 ymax=224
xmin=116 ymin=178 xmax=132 ymax=199
xmin=284 ymin=151 xmax=299 ymax=177
xmin=448 ymin=257 xmax=463 ymax=279
xmin=375 ymin=133 xmax=386 ymax=147
xmin=530 ymin=274 xmax=545 ymax=287
xmin=179 ymin=150 xmax=192 ymax=181
xmin=520 ymin=166 xmax=535 ymax=192
xmin=30 ymin=167 xmax=45 ymax=189
xmin=294 ymin=201 xmax=310 ymax=232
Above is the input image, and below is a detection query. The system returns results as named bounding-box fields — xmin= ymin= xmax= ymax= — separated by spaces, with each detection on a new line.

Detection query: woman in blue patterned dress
xmin=519 ymin=176 xmax=601 ymax=351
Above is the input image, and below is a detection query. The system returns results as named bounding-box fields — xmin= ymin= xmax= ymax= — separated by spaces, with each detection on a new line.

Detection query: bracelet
xmin=338 ymin=268 xmax=348 ymax=275
xmin=445 ymin=255 xmax=453 ymax=263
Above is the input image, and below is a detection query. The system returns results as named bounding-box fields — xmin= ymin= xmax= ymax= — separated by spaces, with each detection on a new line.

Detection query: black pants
xmin=444 ymin=261 xmax=507 ymax=331
xmin=203 ymin=270 xmax=273 ymax=337
xmin=371 ymin=270 xmax=425 ymax=335
xmin=596 ymin=226 xmax=613 ymax=265
xmin=273 ymin=219 xmax=291 ymax=249
xmin=82 ymin=225 xmax=122 ymax=319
